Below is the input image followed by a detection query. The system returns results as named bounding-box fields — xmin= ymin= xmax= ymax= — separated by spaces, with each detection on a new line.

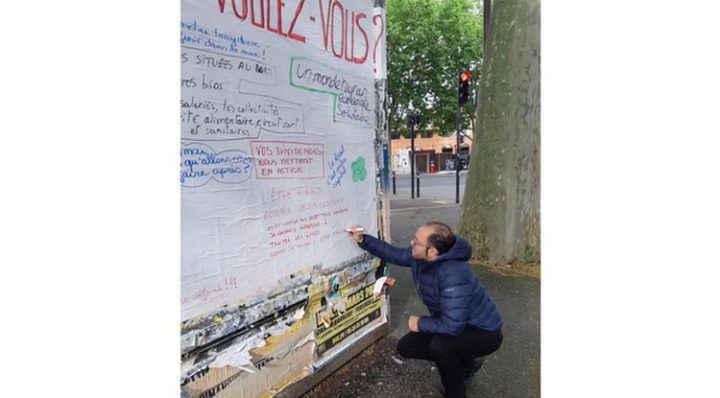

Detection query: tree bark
xmin=459 ymin=0 xmax=540 ymax=266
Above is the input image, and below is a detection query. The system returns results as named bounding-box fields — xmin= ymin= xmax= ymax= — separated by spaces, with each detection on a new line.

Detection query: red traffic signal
xmin=458 ymin=70 xmax=471 ymax=104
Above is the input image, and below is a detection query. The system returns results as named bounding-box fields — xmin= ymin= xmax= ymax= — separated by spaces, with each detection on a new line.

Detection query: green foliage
xmin=386 ymin=0 xmax=483 ymax=136
xmin=523 ymin=245 xmax=536 ymax=264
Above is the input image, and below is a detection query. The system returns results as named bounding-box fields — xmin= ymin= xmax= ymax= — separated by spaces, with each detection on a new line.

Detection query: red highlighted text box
xmin=250 ymin=141 xmax=325 ymax=179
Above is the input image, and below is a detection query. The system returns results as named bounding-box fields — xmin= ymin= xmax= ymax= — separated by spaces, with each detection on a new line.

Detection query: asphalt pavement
xmin=391 ymin=171 xmax=467 ymax=201
xmin=302 ymin=196 xmax=540 ymax=398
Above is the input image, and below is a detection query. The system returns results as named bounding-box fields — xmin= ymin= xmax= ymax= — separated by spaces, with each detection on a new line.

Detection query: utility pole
xmin=456 ymin=70 xmax=470 ymax=204
xmin=408 ymin=113 xmax=419 ymax=199
xmin=410 ymin=118 xmax=415 ymax=199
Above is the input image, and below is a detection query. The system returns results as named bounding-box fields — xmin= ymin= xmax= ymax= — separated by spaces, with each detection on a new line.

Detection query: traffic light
xmin=406 ymin=113 xmax=421 ymax=127
xmin=458 ymin=70 xmax=470 ymax=104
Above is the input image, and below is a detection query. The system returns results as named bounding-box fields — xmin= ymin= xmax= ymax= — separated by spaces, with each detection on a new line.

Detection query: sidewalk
xmin=302 ymin=198 xmax=540 ymax=398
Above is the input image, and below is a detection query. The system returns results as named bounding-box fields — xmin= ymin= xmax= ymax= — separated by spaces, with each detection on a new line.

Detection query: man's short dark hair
xmin=424 ymin=222 xmax=455 ymax=255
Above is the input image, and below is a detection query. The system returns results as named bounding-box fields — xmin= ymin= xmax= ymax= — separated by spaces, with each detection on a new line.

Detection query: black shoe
xmin=462 ymin=357 xmax=485 ymax=383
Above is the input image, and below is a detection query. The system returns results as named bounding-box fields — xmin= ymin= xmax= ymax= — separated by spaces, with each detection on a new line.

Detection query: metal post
xmin=456 ymin=70 xmax=461 ymax=204
xmin=392 ymin=170 xmax=396 ymax=195
xmin=410 ymin=118 xmax=415 ymax=200
xmin=416 ymin=174 xmax=420 ymax=198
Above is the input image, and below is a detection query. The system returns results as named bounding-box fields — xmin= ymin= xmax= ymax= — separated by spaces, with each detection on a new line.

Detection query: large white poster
xmin=181 ymin=0 xmax=386 ymax=321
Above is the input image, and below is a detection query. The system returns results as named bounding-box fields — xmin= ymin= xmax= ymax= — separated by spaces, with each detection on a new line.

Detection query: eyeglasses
xmin=411 ymin=238 xmax=432 ymax=248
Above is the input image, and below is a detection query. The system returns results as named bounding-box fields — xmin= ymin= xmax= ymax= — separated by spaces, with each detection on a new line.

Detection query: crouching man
xmin=347 ymin=222 xmax=503 ymax=398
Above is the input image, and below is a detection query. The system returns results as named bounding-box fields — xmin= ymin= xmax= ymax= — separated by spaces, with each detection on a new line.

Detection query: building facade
xmin=390 ymin=131 xmax=472 ymax=174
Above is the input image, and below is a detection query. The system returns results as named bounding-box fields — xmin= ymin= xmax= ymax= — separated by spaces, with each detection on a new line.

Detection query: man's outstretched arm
xmin=347 ymin=224 xmax=413 ymax=267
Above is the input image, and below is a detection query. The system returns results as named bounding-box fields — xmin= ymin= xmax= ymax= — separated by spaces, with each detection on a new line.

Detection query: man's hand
xmin=408 ymin=315 xmax=420 ymax=332
xmin=346 ymin=224 xmax=365 ymax=243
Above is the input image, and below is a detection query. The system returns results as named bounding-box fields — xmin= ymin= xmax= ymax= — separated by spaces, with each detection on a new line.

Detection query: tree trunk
xmin=459 ymin=0 xmax=540 ymax=266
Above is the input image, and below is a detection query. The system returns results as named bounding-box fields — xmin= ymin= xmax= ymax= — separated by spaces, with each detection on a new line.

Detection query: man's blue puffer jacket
xmin=360 ymin=234 xmax=502 ymax=336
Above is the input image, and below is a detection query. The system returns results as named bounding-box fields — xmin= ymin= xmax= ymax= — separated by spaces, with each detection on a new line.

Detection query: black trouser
xmin=396 ymin=327 xmax=503 ymax=398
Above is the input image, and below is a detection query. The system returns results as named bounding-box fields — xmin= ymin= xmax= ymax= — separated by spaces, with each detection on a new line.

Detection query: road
xmin=390 ymin=171 xmax=468 ymax=202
